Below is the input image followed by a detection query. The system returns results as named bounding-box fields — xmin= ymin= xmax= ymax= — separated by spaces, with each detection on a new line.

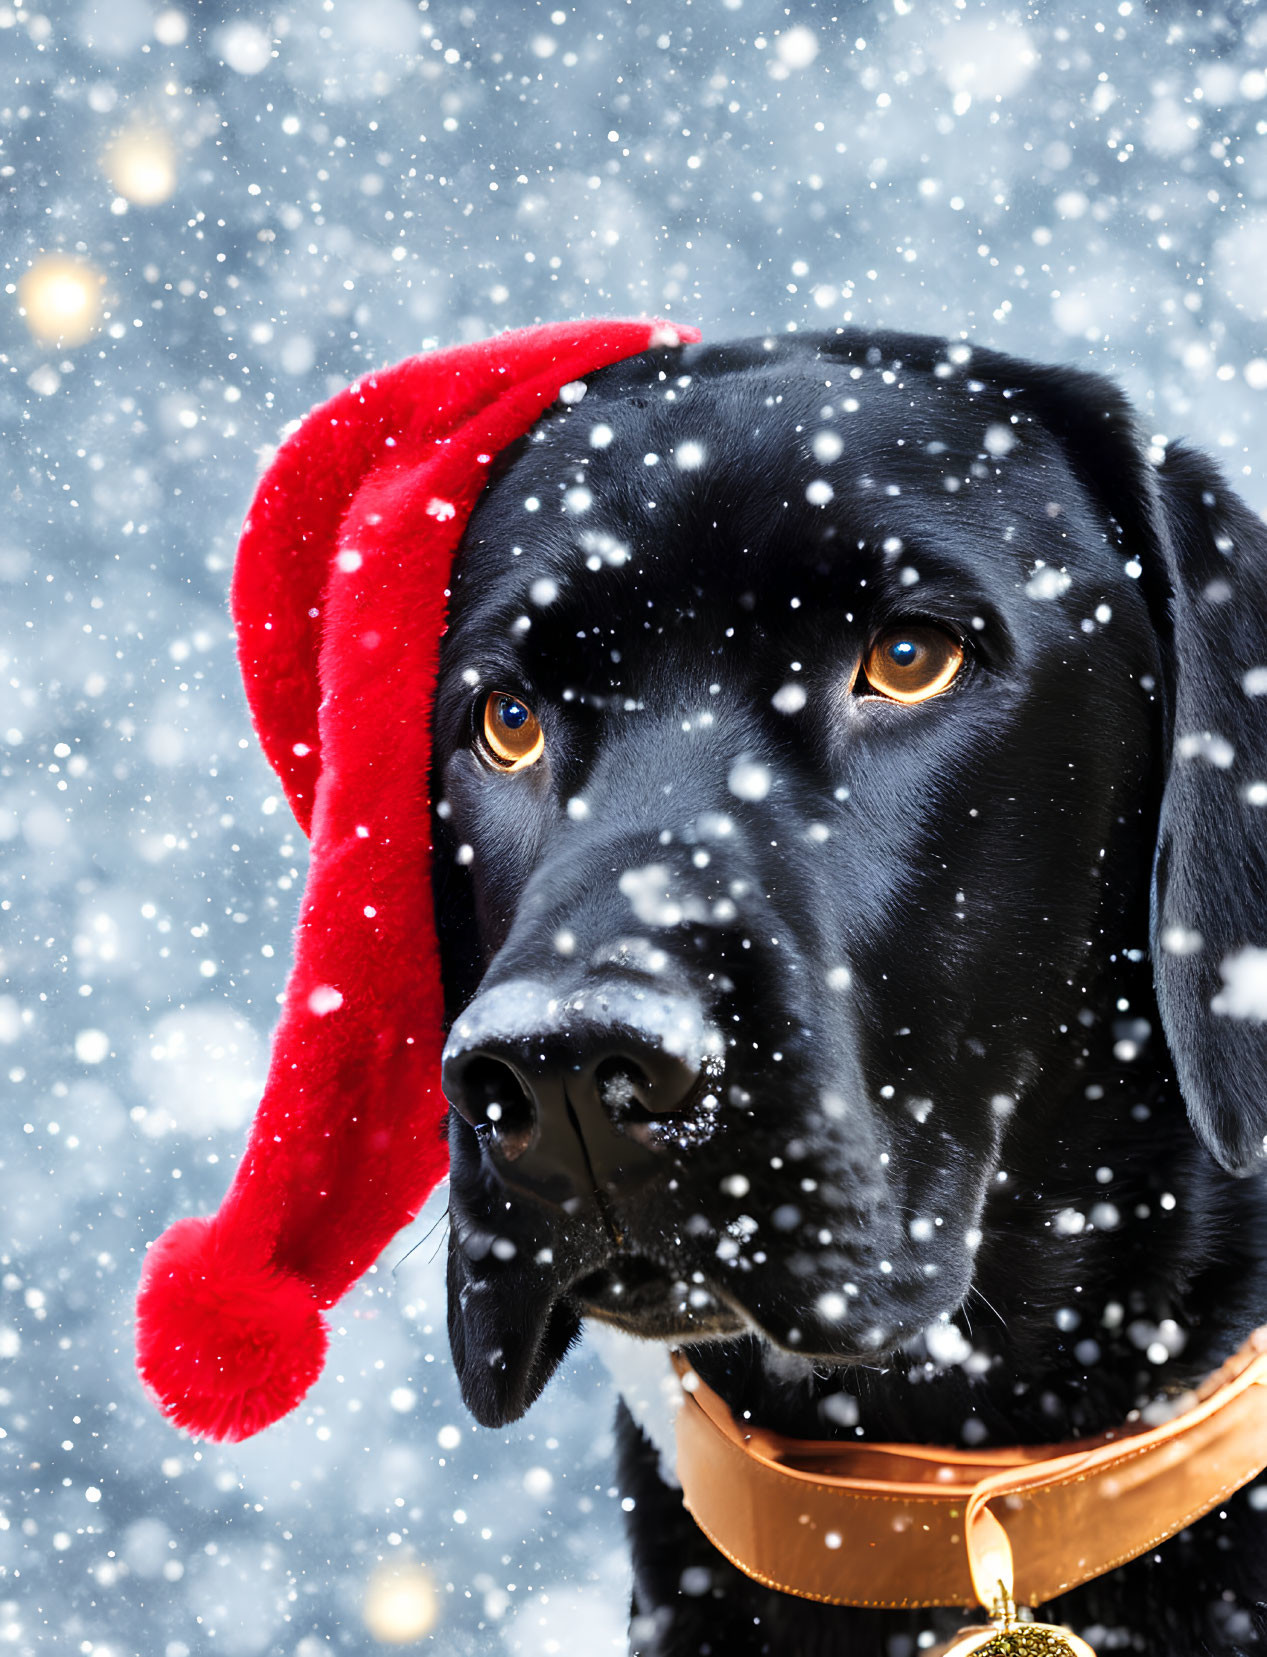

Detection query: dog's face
xmin=431 ymin=332 xmax=1259 ymax=1428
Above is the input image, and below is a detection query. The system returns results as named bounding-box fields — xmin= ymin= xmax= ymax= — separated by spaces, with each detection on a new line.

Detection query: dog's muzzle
xmin=441 ymin=977 xmax=721 ymax=1208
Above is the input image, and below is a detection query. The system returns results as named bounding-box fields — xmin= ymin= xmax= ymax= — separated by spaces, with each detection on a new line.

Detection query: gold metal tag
xmin=934 ymin=1593 xmax=1096 ymax=1657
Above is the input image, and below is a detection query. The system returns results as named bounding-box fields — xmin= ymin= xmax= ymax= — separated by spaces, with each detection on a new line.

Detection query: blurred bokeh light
xmin=363 ymin=1558 xmax=440 ymax=1644
xmin=17 ymin=254 xmax=104 ymax=346
xmin=102 ymin=122 xmax=178 ymax=206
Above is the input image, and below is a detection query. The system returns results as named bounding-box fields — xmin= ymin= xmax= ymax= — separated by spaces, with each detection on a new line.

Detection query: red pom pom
xmin=136 ymin=1216 xmax=329 ymax=1442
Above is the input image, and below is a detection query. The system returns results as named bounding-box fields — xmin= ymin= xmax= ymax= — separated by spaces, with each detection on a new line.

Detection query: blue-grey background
xmin=4 ymin=0 xmax=1267 ymax=1651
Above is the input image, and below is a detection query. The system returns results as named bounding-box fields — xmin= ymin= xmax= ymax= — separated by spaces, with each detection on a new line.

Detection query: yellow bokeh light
xmin=363 ymin=1559 xmax=440 ymax=1645
xmin=102 ymin=124 xmax=177 ymax=206
xmin=17 ymin=256 xmax=105 ymax=347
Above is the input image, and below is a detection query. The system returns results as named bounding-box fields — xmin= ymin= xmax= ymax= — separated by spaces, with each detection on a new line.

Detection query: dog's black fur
xmin=431 ymin=331 xmax=1267 ymax=1654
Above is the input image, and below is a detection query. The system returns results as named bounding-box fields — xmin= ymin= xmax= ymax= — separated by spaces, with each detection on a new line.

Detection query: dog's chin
xmin=573 ymin=1254 xmax=750 ymax=1342
xmin=449 ymin=1242 xmax=753 ymax=1424
xmin=450 ymin=1231 xmax=957 ymax=1426
xmin=570 ymin=1267 xmax=923 ymax=1386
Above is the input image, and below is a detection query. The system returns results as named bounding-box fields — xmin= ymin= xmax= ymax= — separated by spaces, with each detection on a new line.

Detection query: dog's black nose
xmin=441 ymin=979 xmax=718 ymax=1207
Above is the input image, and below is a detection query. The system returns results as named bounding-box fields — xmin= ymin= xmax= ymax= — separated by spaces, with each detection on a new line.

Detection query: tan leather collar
xmin=672 ymin=1329 xmax=1267 ymax=1612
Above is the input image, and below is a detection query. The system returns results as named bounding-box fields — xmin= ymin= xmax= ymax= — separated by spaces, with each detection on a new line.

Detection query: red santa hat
xmin=135 ymin=318 xmax=700 ymax=1442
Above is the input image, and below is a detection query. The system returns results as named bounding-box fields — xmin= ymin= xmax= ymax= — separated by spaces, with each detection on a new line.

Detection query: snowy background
xmin=5 ymin=0 xmax=1267 ymax=1651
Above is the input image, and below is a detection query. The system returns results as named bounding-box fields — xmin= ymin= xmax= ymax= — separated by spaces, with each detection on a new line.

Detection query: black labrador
xmin=431 ymin=330 xmax=1267 ymax=1655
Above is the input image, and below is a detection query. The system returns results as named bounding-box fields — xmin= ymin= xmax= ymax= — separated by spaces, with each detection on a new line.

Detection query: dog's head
xmin=432 ymin=330 xmax=1267 ymax=1427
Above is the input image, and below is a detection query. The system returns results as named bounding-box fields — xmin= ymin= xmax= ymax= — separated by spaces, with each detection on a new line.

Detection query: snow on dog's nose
xmin=442 ymin=977 xmax=718 ymax=1209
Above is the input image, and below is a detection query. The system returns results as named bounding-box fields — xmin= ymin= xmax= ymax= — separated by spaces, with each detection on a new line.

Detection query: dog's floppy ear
xmin=1147 ymin=445 xmax=1267 ymax=1177
xmin=976 ymin=349 xmax=1267 ymax=1176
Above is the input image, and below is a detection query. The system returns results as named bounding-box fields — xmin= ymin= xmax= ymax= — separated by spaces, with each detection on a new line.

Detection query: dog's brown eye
xmin=863 ymin=626 xmax=965 ymax=704
xmin=479 ymin=692 xmax=545 ymax=771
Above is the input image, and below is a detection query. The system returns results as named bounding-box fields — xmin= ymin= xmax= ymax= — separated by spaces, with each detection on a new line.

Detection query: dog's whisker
xmin=390 ymin=1205 xmax=451 ymax=1275
xmin=966 ymin=1283 xmax=1003 ymax=1325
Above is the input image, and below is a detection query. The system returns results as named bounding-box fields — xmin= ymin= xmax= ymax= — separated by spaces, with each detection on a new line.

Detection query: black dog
xmin=431 ymin=330 xmax=1267 ymax=1655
